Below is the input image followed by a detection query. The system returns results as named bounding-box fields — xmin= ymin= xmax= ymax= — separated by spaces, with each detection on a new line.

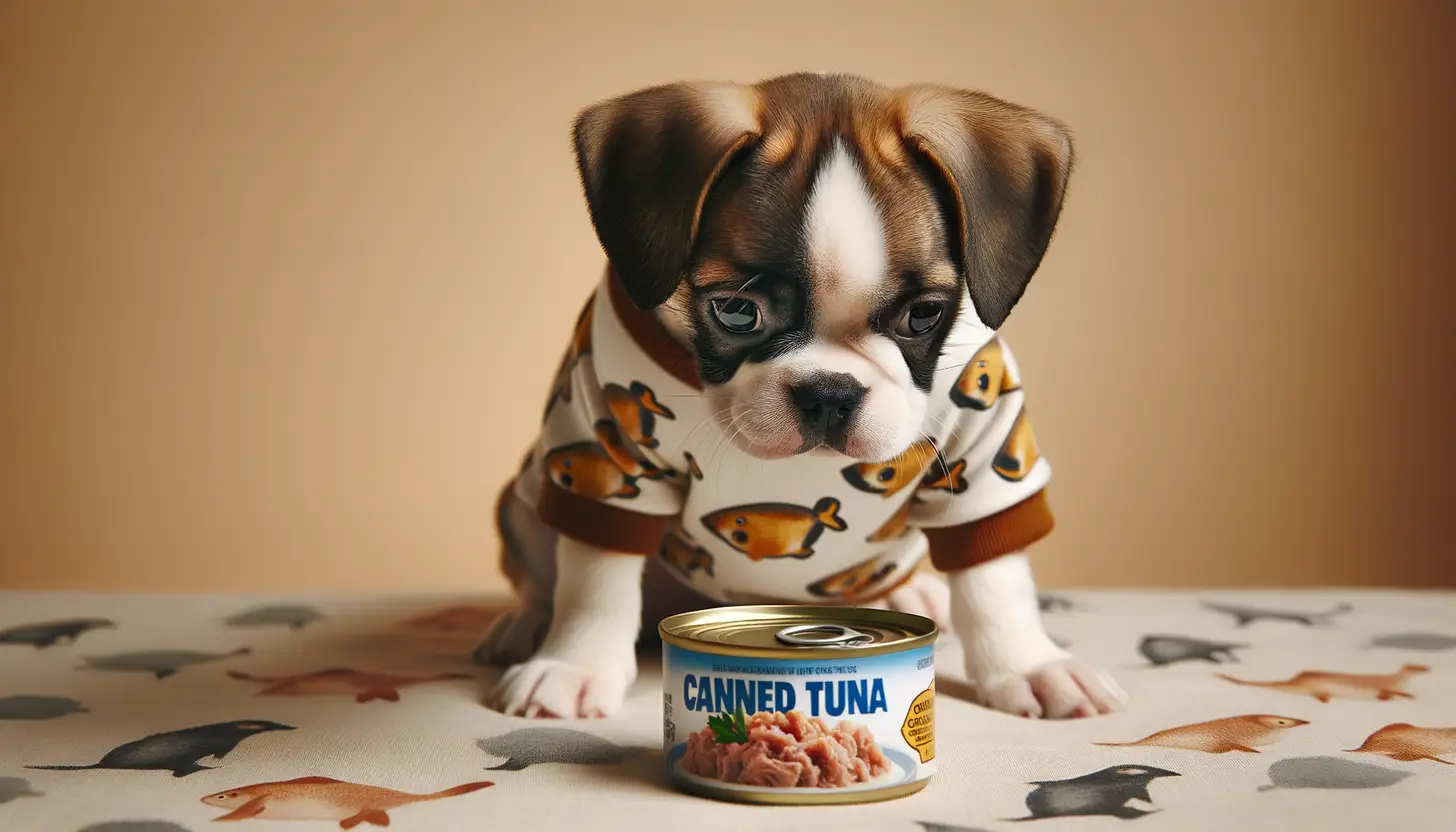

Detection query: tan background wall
xmin=2 ymin=1 xmax=1453 ymax=594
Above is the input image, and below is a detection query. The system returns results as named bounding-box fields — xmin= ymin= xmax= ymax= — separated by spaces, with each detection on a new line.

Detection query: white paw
xmin=977 ymin=658 xmax=1128 ymax=719
xmin=867 ymin=573 xmax=950 ymax=628
xmin=487 ymin=657 xmax=634 ymax=719
xmin=473 ymin=606 xmax=551 ymax=668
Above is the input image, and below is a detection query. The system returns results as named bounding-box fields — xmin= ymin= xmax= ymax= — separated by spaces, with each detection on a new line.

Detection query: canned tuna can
xmin=660 ymin=605 xmax=936 ymax=805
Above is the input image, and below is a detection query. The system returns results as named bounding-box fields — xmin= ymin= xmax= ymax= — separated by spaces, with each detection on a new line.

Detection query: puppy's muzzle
xmin=790 ymin=372 xmax=866 ymax=452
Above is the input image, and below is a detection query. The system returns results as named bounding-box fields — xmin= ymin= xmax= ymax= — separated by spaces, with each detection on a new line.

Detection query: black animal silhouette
xmin=0 ymin=618 xmax=115 ymax=648
xmin=27 ymin=719 xmax=293 ymax=777
xmin=1139 ymin=635 xmax=1247 ymax=666
xmin=1011 ymin=765 xmax=1181 ymax=821
xmin=1203 ymin=601 xmax=1350 ymax=628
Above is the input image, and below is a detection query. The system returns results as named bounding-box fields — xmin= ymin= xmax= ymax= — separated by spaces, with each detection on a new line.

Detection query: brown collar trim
xmin=606 ymin=267 xmax=704 ymax=390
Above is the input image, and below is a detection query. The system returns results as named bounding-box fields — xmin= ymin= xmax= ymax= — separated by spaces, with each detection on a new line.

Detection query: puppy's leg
xmin=475 ymin=488 xmax=558 ymax=667
xmin=948 ymin=553 xmax=1127 ymax=719
xmin=487 ymin=537 xmax=644 ymax=719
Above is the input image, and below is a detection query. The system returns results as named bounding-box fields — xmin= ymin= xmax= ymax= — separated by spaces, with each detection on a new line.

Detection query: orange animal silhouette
xmin=658 ymin=527 xmax=714 ymax=579
xmin=1096 ymin=715 xmax=1308 ymax=754
xmin=1218 ymin=664 xmax=1428 ymax=702
xmin=227 ymin=668 xmax=473 ymax=703
xmin=918 ymin=458 xmax=969 ymax=495
xmin=202 ymin=776 xmax=492 ymax=827
xmin=807 ymin=555 xmax=899 ymax=601
xmin=1347 ymin=723 xmax=1456 ymax=764
xmin=601 ymin=381 xmax=674 ymax=448
xmin=544 ymin=442 xmax=641 ymax=499
xmin=841 ymin=439 xmax=937 ymax=498
xmin=402 ymin=605 xmax=494 ymax=633
xmin=701 ymin=497 xmax=847 ymax=560
xmin=866 ymin=499 xmax=914 ymax=543
xmin=593 ymin=419 xmax=667 ymax=480
xmin=993 ymin=407 xmax=1041 ymax=482
xmin=951 ymin=336 xmax=1019 ymax=410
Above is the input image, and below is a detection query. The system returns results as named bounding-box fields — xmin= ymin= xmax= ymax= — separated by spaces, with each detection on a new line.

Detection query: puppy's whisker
xmin=678 ymin=404 xmax=737 ymax=452
xmin=709 ymin=405 xmax=752 ymax=499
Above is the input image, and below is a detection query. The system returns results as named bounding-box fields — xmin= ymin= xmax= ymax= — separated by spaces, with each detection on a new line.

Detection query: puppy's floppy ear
xmin=573 ymin=82 xmax=763 ymax=310
xmin=898 ymin=86 xmax=1073 ymax=329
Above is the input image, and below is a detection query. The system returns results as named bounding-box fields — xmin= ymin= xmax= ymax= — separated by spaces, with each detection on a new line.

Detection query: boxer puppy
xmin=479 ymin=72 xmax=1126 ymax=721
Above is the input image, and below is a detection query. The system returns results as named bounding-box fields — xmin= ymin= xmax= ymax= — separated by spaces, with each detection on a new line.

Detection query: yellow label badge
xmin=900 ymin=679 xmax=935 ymax=763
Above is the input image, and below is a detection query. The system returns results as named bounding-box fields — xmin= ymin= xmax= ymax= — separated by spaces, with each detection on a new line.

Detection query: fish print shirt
xmin=507 ymin=269 xmax=1055 ymax=605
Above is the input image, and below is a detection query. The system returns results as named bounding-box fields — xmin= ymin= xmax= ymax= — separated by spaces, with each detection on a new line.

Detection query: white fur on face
xmin=716 ymin=141 xmax=932 ymax=462
xmin=804 ymin=141 xmax=887 ymax=332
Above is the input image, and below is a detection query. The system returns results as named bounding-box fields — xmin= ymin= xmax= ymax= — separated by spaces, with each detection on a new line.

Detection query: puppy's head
xmin=573 ymin=73 xmax=1072 ymax=460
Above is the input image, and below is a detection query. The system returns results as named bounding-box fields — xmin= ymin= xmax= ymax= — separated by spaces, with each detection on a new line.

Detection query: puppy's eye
xmin=895 ymin=302 xmax=945 ymax=338
xmin=710 ymin=298 xmax=761 ymax=334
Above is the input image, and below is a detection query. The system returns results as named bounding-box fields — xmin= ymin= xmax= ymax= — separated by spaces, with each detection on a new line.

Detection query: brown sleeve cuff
xmin=536 ymin=478 xmax=670 ymax=555
xmin=924 ymin=490 xmax=1055 ymax=572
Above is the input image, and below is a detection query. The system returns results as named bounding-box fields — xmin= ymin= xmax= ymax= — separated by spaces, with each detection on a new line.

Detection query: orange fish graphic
xmin=807 ymin=555 xmax=899 ymax=600
xmin=400 ymin=605 xmax=495 ymax=633
xmin=659 ymin=527 xmax=715 ymax=579
xmin=202 ymin=776 xmax=492 ymax=827
xmin=543 ymin=298 xmax=595 ymax=420
xmin=951 ymin=336 xmax=1019 ymax=410
xmin=602 ymin=381 xmax=675 ymax=448
xmin=593 ymin=420 xmax=667 ymax=481
xmin=544 ymin=442 xmax=641 ymax=500
xmin=993 ymin=407 xmax=1041 ymax=482
xmin=866 ymin=499 xmax=915 ymax=543
xmin=226 ymin=668 xmax=474 ymax=704
xmin=918 ymin=457 xmax=969 ymax=495
xmin=1095 ymin=715 xmax=1308 ymax=754
xmin=701 ymin=497 xmax=847 ymax=561
xmin=1347 ymin=723 xmax=1456 ymax=764
xmin=841 ymin=438 xmax=938 ymax=498
xmin=1217 ymin=664 xmax=1428 ymax=703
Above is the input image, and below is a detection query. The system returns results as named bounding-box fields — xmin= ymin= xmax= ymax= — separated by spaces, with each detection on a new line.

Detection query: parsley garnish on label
xmin=709 ymin=706 xmax=749 ymax=745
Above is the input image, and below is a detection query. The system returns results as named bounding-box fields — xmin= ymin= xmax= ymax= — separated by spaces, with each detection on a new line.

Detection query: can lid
xmin=659 ymin=605 xmax=937 ymax=659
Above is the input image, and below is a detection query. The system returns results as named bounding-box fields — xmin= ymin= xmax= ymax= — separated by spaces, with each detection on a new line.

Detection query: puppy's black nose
xmin=791 ymin=373 xmax=866 ymax=449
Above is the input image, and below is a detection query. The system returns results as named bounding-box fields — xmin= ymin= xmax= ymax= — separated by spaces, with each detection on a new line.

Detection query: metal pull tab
xmin=774 ymin=623 xmax=875 ymax=648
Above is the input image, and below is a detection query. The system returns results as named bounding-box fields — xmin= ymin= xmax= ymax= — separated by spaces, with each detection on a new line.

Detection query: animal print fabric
xmin=1 ymin=589 xmax=1453 ymax=830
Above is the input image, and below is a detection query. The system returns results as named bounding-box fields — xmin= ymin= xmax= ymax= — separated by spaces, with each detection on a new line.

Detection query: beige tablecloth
xmin=1 ymin=589 xmax=1453 ymax=831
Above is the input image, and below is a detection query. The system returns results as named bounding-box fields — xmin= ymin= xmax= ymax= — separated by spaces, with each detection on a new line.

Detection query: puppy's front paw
xmin=487 ymin=657 xmax=634 ymax=719
xmin=978 ymin=659 xmax=1127 ymax=719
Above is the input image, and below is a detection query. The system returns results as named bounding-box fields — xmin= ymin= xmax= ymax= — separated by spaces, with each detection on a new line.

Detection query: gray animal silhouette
xmin=78 ymin=823 xmax=194 ymax=832
xmin=0 ymin=618 xmax=115 ymax=648
xmin=1038 ymin=595 xmax=1073 ymax=612
xmin=0 ymin=776 xmax=42 ymax=804
xmin=1139 ymin=635 xmax=1247 ymax=666
xmin=1011 ymin=765 xmax=1181 ymax=821
xmin=77 ymin=647 xmax=251 ymax=679
xmin=477 ymin=728 xmax=634 ymax=770
xmin=1259 ymin=756 xmax=1412 ymax=791
xmin=0 ymin=694 xmax=89 ymax=720
xmin=1367 ymin=632 xmax=1456 ymax=652
xmin=27 ymin=719 xmax=293 ymax=777
xmin=224 ymin=604 xmax=323 ymax=630
xmin=1203 ymin=601 xmax=1351 ymax=628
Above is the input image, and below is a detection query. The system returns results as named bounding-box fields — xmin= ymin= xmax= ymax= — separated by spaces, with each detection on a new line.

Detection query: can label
xmin=662 ymin=642 xmax=935 ymax=794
